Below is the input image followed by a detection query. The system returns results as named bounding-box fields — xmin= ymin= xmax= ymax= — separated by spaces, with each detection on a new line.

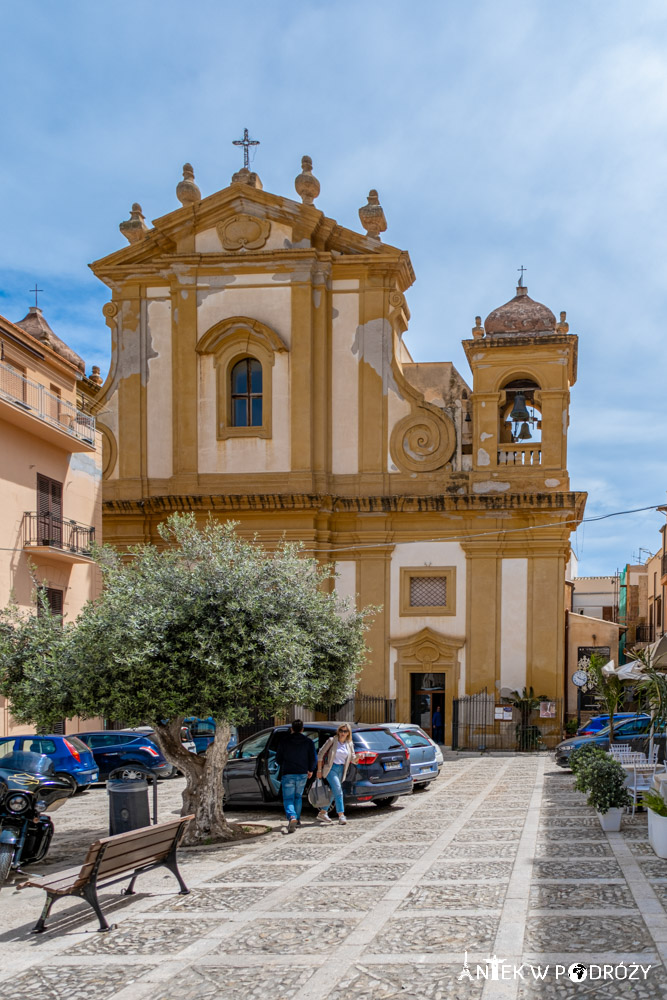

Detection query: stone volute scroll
xmin=390 ymin=406 xmax=456 ymax=473
xmin=176 ymin=163 xmax=201 ymax=205
xmin=294 ymin=156 xmax=320 ymax=205
xmin=358 ymin=189 xmax=387 ymax=240
xmin=119 ymin=203 xmax=149 ymax=244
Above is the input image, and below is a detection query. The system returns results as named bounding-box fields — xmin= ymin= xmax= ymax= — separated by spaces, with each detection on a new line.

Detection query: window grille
xmin=410 ymin=575 xmax=447 ymax=608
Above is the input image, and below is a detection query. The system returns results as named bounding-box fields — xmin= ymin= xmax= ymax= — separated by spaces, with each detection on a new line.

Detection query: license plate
xmin=384 ymin=761 xmax=401 ymax=771
xmin=421 ymin=765 xmax=434 ymax=772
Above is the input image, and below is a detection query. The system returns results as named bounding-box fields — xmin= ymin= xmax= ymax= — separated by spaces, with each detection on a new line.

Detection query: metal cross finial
xmin=232 ymin=128 xmax=260 ymax=170
xmin=517 ymin=265 xmax=527 ymax=287
xmin=29 ymin=283 xmax=43 ymax=307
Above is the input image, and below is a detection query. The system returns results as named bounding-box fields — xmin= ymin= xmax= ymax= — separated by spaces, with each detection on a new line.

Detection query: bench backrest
xmin=76 ymin=816 xmax=193 ymax=884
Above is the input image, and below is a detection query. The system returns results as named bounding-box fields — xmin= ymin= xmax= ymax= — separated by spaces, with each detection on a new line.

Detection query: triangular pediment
xmin=90 ymin=179 xmax=411 ymax=281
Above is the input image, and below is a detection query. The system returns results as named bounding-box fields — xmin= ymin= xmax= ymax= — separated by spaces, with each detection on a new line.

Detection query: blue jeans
xmin=281 ymin=773 xmax=308 ymax=821
xmin=325 ymin=763 xmax=345 ymax=815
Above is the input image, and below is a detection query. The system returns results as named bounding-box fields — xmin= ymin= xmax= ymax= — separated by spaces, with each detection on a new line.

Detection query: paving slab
xmin=2 ymin=758 xmax=667 ymax=998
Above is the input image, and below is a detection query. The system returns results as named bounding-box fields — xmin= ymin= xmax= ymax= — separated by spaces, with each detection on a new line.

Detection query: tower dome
xmin=484 ymin=285 xmax=556 ymax=337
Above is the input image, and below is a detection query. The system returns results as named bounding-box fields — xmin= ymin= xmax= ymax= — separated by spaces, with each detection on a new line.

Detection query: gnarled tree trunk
xmin=152 ymin=717 xmax=238 ymax=845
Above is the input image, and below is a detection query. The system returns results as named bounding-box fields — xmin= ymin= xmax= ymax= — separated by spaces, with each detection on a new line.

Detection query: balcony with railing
xmin=22 ymin=512 xmax=95 ymax=562
xmin=635 ymin=623 xmax=655 ymax=644
xmin=497 ymin=443 xmax=542 ymax=466
xmin=662 ymin=552 xmax=667 ymax=583
xmin=0 ymin=360 xmax=95 ymax=450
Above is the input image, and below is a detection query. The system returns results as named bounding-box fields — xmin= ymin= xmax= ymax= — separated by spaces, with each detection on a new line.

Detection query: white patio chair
xmin=628 ymin=763 xmax=658 ymax=815
xmin=608 ymin=744 xmax=632 ymax=760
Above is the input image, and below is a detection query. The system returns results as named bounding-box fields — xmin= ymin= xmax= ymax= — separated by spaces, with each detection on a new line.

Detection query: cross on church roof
xmin=29 ymin=283 xmax=43 ymax=307
xmin=517 ymin=265 xmax=527 ymax=287
xmin=233 ymin=128 xmax=260 ymax=170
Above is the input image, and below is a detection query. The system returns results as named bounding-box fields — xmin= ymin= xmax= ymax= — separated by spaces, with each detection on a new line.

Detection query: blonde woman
xmin=316 ymin=724 xmax=359 ymax=825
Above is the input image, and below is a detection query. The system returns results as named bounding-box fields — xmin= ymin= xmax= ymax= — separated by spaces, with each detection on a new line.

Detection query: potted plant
xmin=582 ymin=756 xmax=631 ymax=831
xmin=570 ymin=743 xmax=607 ymax=792
xmin=642 ymin=790 xmax=667 ymax=858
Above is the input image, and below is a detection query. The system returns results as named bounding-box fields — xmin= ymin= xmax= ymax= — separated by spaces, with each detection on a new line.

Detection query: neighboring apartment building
xmin=0 ymin=307 xmax=103 ymax=737
xmin=90 ymin=155 xmax=586 ymax=745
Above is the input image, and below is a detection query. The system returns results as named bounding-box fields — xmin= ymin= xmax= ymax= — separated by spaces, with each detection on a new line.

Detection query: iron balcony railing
xmin=635 ymin=624 xmax=655 ymax=644
xmin=662 ymin=552 xmax=667 ymax=579
xmin=23 ymin=512 xmax=95 ymax=557
xmin=0 ymin=360 xmax=95 ymax=445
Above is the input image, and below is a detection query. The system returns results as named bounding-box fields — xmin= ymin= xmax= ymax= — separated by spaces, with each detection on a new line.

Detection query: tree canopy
xmin=0 ymin=514 xmax=373 ymax=841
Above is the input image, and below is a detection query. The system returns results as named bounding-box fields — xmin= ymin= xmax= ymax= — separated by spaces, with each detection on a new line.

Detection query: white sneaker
xmin=338 ymin=815 xmax=347 ymax=825
xmin=317 ymin=811 xmax=333 ymax=824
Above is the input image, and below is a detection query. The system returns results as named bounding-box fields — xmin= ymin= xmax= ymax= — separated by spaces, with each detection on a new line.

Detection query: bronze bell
xmin=518 ymin=421 xmax=532 ymax=441
xmin=510 ymin=392 xmax=531 ymax=422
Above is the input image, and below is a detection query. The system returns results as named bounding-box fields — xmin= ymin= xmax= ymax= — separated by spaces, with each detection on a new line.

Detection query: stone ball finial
xmin=358 ymin=189 xmax=387 ymax=240
xmin=119 ymin=203 xmax=149 ymax=244
xmin=295 ymin=155 xmax=320 ymax=205
xmin=472 ymin=316 xmax=484 ymax=339
xmin=557 ymin=310 xmax=569 ymax=334
xmin=176 ymin=162 xmax=202 ymax=206
xmin=89 ymin=365 xmax=103 ymax=386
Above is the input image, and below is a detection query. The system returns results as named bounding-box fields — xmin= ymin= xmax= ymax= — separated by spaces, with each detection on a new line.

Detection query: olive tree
xmin=0 ymin=515 xmax=371 ymax=844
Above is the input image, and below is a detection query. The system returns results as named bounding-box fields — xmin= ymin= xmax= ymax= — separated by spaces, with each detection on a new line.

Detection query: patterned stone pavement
xmin=3 ymin=758 xmax=667 ymax=999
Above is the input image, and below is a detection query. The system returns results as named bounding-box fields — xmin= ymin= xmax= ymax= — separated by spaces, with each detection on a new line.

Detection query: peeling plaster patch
xmin=181 ymin=290 xmax=189 ymax=300
xmin=284 ymin=238 xmax=310 ymax=249
xmin=477 ymin=448 xmax=490 ymax=466
xmin=481 ymin=401 xmax=486 ymax=407
xmin=545 ymin=478 xmax=561 ymax=487
xmin=171 ymin=266 xmax=196 ymax=284
xmin=202 ymin=275 xmax=238 ymax=289
xmin=557 ymin=348 xmax=569 ymax=355
xmin=390 ymin=463 xmax=399 ymax=471
xmin=69 ymin=453 xmax=102 ymax=478
xmin=352 ymin=318 xmax=401 ymax=397
xmin=313 ymin=290 xmax=321 ymax=309
xmin=556 ymin=358 xmax=567 ymax=364
xmin=473 ymin=481 xmax=511 ymax=494
xmin=563 ymin=410 xmax=568 ymax=435
xmin=271 ymin=272 xmax=292 ymax=282
xmin=332 ymin=308 xmax=339 ymax=319
xmin=480 ymin=432 xmax=493 ymax=441
xmin=473 ymin=353 xmax=486 ymax=361
xmin=457 ymin=487 xmax=466 ymax=495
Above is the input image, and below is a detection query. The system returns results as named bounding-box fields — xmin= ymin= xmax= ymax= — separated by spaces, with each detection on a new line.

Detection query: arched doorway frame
xmin=391 ymin=627 xmax=465 ymax=747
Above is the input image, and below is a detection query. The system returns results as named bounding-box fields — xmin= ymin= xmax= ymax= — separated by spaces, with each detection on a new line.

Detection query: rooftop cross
xmin=29 ymin=283 xmax=43 ymax=307
xmin=517 ymin=265 xmax=527 ymax=287
xmin=232 ymin=128 xmax=260 ymax=170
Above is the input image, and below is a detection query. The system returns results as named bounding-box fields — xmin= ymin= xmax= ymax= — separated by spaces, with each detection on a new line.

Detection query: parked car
xmin=223 ymin=722 xmax=413 ymax=808
xmin=386 ymin=724 xmax=439 ymax=788
xmin=74 ymin=731 xmax=175 ymax=780
xmin=184 ymin=717 xmax=239 ymax=754
xmin=0 ymin=734 xmax=98 ymax=793
xmin=554 ymin=714 xmax=662 ymax=768
xmin=120 ymin=725 xmax=197 ymax=755
xmin=576 ymin=713 xmax=644 ymax=737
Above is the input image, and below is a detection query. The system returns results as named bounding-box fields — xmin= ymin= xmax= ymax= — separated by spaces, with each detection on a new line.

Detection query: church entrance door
xmin=410 ymin=672 xmax=445 ymax=738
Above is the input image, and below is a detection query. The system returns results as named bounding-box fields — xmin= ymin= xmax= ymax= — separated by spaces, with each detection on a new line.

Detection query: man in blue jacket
xmin=275 ymin=719 xmax=318 ymax=833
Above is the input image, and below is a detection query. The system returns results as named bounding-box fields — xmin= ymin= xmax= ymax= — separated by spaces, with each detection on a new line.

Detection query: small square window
xmin=400 ymin=567 xmax=455 ymax=616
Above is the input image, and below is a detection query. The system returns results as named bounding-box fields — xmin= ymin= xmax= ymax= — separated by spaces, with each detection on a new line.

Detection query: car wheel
xmin=54 ymin=772 xmax=78 ymax=794
xmin=374 ymin=796 xmax=398 ymax=808
xmin=117 ymin=764 xmax=149 ymax=781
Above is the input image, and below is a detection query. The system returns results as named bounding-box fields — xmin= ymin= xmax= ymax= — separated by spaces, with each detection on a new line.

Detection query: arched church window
xmin=231 ymin=358 xmax=262 ymax=427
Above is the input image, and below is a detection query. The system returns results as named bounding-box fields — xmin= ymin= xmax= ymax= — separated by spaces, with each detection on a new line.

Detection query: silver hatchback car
xmin=386 ymin=724 xmax=439 ymax=789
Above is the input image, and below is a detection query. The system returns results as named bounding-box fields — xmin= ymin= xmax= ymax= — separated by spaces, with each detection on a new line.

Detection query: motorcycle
xmin=0 ymin=750 xmax=73 ymax=884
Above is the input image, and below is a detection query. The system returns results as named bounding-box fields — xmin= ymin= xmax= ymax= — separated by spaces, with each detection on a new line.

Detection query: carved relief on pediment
xmin=216 ymin=214 xmax=271 ymax=251
xmin=390 ymin=408 xmax=456 ymax=473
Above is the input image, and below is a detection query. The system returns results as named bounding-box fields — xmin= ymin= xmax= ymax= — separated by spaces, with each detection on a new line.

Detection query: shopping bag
xmin=307 ymin=777 xmax=331 ymax=809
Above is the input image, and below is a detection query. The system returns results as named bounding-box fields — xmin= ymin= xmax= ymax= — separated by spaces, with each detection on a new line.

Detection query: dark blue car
xmin=555 ymin=714 xmax=661 ymax=768
xmin=0 ymin=734 xmax=98 ymax=792
xmin=74 ymin=731 xmax=174 ymax=780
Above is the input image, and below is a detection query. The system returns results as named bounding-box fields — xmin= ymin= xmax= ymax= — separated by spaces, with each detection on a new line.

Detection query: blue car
xmin=555 ymin=715 xmax=659 ymax=768
xmin=0 ymin=734 xmax=98 ymax=793
xmin=75 ymin=731 xmax=175 ymax=780
xmin=184 ymin=717 xmax=239 ymax=755
xmin=576 ymin=713 xmax=644 ymax=737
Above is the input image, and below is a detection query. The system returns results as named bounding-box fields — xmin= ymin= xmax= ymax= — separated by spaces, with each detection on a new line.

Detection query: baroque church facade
xmin=90 ymin=154 xmax=586 ymax=745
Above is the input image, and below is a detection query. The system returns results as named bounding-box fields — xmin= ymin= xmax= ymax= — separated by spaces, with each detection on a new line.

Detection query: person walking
xmin=432 ymin=705 xmax=444 ymax=744
xmin=316 ymin=724 xmax=359 ymax=825
xmin=275 ymin=719 xmax=317 ymax=833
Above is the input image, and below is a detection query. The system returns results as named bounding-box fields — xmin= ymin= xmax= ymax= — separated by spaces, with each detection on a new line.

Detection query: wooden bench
xmin=18 ymin=815 xmax=194 ymax=933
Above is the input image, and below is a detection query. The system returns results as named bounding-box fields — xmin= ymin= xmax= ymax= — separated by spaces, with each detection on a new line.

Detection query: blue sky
xmin=1 ymin=0 xmax=666 ymax=574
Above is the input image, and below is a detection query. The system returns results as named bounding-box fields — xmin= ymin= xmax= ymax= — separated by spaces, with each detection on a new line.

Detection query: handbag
xmin=307 ymin=777 xmax=331 ymax=809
